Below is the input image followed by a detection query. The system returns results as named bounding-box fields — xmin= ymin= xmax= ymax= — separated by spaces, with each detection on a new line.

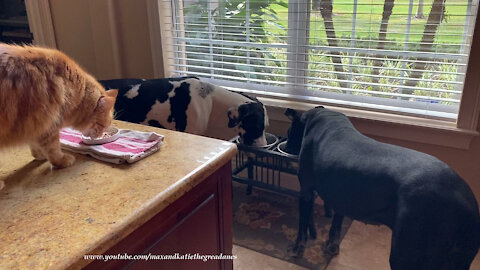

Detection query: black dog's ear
xmin=285 ymin=108 xmax=300 ymax=121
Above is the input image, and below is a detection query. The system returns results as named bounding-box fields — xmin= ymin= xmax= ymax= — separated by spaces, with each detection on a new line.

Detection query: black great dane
xmin=285 ymin=107 xmax=480 ymax=270
xmin=99 ymin=77 xmax=268 ymax=146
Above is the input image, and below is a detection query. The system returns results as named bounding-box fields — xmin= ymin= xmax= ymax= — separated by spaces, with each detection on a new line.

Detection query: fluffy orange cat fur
xmin=0 ymin=44 xmax=118 ymax=173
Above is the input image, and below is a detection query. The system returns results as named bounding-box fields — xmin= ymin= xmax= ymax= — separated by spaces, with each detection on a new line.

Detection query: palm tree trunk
xmin=371 ymin=0 xmax=395 ymax=90
xmin=403 ymin=0 xmax=446 ymax=96
xmin=415 ymin=0 xmax=425 ymax=19
xmin=320 ymin=0 xmax=348 ymax=90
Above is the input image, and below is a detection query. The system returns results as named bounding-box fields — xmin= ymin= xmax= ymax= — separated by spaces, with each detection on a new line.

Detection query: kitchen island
xmin=0 ymin=120 xmax=237 ymax=270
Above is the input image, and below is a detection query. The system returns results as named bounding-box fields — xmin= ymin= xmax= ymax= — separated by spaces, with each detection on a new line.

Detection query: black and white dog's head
xmin=227 ymin=97 xmax=269 ymax=147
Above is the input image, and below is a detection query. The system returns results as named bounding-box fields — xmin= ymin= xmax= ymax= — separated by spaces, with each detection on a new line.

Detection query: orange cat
xmin=0 ymin=44 xmax=118 ymax=170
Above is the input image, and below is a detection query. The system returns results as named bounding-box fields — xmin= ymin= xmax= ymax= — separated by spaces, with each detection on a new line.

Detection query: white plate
xmin=82 ymin=127 xmax=120 ymax=145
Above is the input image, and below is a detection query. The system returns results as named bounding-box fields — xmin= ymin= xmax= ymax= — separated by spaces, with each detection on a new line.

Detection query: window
xmin=161 ymin=0 xmax=478 ymax=121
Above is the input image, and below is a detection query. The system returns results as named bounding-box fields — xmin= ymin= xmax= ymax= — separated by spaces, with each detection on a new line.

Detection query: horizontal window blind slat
xmin=175 ymin=21 xmax=474 ymax=27
xmin=177 ymin=29 xmax=472 ymax=47
xmin=174 ymin=41 xmax=469 ymax=61
xmin=171 ymin=56 xmax=463 ymax=85
xmin=172 ymin=69 xmax=460 ymax=103
xmin=169 ymin=44 xmax=467 ymax=67
xmin=172 ymin=63 xmax=461 ymax=94
xmin=161 ymin=1 xmax=473 ymax=6
xmin=174 ymin=37 xmax=468 ymax=61
xmin=207 ymin=78 xmax=459 ymax=119
xmin=168 ymin=49 xmax=466 ymax=76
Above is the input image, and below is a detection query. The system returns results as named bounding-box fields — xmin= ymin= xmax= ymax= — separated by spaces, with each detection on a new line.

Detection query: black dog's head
xmin=284 ymin=108 xmax=305 ymax=155
xmin=228 ymin=101 xmax=269 ymax=146
xmin=284 ymin=106 xmax=325 ymax=155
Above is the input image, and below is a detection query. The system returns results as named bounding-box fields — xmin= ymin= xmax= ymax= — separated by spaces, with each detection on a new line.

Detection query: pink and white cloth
xmin=60 ymin=128 xmax=164 ymax=164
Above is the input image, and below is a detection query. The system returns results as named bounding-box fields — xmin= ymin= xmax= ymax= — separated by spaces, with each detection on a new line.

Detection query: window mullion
xmin=246 ymin=0 xmax=251 ymax=83
xmin=347 ymin=0 xmax=358 ymax=91
xmin=286 ymin=0 xmax=310 ymax=89
xmin=456 ymin=0 xmax=474 ymax=100
xmin=399 ymin=0 xmax=415 ymax=98
xmin=172 ymin=0 xmax=187 ymax=75
xmin=207 ymin=0 xmax=214 ymax=78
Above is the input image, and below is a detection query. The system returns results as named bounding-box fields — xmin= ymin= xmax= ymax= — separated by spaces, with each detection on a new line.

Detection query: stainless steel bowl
xmin=276 ymin=141 xmax=299 ymax=157
xmin=235 ymin=133 xmax=279 ymax=148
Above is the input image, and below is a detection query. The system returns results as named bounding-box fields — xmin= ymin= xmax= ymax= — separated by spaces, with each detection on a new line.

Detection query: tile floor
xmin=233 ymin=220 xmax=480 ymax=270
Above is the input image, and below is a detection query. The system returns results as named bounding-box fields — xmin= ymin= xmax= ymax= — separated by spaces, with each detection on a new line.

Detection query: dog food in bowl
xmin=82 ymin=126 xmax=120 ymax=145
xmin=235 ymin=133 xmax=279 ymax=148
xmin=277 ymin=141 xmax=299 ymax=157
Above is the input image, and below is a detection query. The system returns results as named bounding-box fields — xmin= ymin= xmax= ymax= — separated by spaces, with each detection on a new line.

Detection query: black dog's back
xmin=300 ymin=109 xmax=477 ymax=220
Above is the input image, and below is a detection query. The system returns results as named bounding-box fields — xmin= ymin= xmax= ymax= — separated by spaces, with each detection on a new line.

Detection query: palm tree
xmin=319 ymin=0 xmax=348 ymax=90
xmin=415 ymin=0 xmax=425 ymax=19
xmin=403 ymin=0 xmax=446 ymax=96
xmin=371 ymin=0 xmax=395 ymax=90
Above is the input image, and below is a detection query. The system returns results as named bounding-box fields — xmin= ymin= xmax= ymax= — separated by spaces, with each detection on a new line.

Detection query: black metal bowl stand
xmin=231 ymin=136 xmax=300 ymax=198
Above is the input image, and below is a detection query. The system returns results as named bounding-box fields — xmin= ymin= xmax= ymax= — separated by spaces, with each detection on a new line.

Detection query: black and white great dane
xmin=285 ymin=107 xmax=480 ymax=270
xmin=99 ymin=77 xmax=268 ymax=146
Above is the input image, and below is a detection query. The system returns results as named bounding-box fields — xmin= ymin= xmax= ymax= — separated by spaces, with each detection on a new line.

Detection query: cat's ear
xmin=106 ymin=89 xmax=118 ymax=99
xmin=95 ymin=95 xmax=116 ymax=112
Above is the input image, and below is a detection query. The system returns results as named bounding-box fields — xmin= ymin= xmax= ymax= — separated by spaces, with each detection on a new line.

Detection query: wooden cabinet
xmin=85 ymin=163 xmax=233 ymax=270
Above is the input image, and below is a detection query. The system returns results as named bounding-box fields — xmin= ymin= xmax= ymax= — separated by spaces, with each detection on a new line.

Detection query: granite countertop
xmin=0 ymin=121 xmax=237 ymax=269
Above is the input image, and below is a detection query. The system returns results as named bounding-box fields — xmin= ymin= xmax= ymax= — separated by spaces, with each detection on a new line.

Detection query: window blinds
xmin=162 ymin=0 xmax=478 ymax=119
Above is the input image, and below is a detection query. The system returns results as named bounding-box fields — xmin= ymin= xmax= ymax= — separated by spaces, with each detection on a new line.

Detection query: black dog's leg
xmin=308 ymin=211 xmax=317 ymax=239
xmin=324 ymin=213 xmax=344 ymax=256
xmin=324 ymin=200 xmax=333 ymax=218
xmin=289 ymin=192 xmax=314 ymax=258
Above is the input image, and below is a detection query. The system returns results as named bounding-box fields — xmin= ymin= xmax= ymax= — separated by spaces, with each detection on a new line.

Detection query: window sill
xmin=258 ymin=97 xmax=479 ymax=150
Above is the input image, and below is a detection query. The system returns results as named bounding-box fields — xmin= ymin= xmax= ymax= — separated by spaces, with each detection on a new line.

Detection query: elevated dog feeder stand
xmin=231 ymin=136 xmax=300 ymax=198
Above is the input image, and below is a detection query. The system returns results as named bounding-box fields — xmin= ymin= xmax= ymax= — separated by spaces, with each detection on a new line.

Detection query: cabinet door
xmin=128 ymin=194 xmax=220 ymax=270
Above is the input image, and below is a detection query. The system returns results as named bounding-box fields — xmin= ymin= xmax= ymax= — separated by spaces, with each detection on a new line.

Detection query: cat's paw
xmin=51 ymin=153 xmax=75 ymax=169
xmin=0 ymin=180 xmax=4 ymax=191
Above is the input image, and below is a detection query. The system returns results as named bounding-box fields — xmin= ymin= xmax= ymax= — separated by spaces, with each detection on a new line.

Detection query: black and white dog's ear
xmin=228 ymin=106 xmax=240 ymax=128
xmin=285 ymin=108 xmax=300 ymax=121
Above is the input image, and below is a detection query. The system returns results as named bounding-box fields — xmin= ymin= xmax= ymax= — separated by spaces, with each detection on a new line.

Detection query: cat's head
xmin=81 ymin=88 xmax=118 ymax=138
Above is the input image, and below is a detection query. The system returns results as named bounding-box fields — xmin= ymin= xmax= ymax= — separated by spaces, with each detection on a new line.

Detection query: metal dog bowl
xmin=235 ymin=132 xmax=279 ymax=148
xmin=276 ymin=141 xmax=299 ymax=158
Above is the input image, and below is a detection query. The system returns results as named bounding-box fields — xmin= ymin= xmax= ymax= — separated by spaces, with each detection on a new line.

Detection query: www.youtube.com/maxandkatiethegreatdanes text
xmin=84 ymin=253 xmax=238 ymax=262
